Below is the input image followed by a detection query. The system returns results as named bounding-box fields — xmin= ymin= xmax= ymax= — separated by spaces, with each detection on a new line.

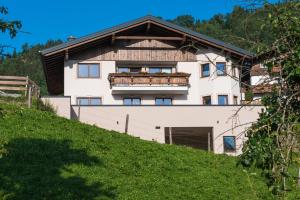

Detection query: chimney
xmin=67 ymin=35 xmax=76 ymax=41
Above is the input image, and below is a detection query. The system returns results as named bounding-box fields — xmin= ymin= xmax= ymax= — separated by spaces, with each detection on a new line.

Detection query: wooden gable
xmin=70 ymin=39 xmax=196 ymax=62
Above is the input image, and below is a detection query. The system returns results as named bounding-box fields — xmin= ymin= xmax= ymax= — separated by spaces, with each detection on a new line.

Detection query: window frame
xmin=155 ymin=97 xmax=173 ymax=105
xmin=117 ymin=67 xmax=142 ymax=73
xmin=149 ymin=67 xmax=173 ymax=74
xmin=216 ymin=62 xmax=226 ymax=76
xmin=232 ymin=65 xmax=237 ymax=77
xmin=77 ymin=63 xmax=100 ymax=78
xmin=123 ymin=97 xmax=142 ymax=105
xmin=233 ymin=96 xmax=238 ymax=105
xmin=218 ymin=95 xmax=229 ymax=105
xmin=201 ymin=63 xmax=210 ymax=77
xmin=77 ymin=97 xmax=102 ymax=105
xmin=202 ymin=96 xmax=212 ymax=105
xmin=223 ymin=136 xmax=236 ymax=153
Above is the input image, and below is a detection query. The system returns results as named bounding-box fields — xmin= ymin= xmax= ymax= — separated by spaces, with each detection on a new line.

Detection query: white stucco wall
xmin=70 ymin=105 xmax=262 ymax=155
xmin=41 ymin=96 xmax=71 ymax=119
xmin=64 ymin=48 xmax=242 ymax=105
xmin=196 ymin=48 xmax=241 ymax=104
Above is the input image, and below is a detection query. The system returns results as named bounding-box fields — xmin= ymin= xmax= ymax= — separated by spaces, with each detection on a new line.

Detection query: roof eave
xmin=40 ymin=15 xmax=255 ymax=58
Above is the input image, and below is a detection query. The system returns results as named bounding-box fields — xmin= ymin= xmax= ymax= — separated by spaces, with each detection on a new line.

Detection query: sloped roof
xmin=40 ymin=15 xmax=254 ymax=57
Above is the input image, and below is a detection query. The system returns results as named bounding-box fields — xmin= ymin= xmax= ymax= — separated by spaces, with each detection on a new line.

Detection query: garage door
xmin=165 ymin=127 xmax=213 ymax=151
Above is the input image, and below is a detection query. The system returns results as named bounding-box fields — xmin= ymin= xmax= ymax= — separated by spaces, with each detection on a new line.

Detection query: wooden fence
xmin=0 ymin=75 xmax=40 ymax=97
xmin=0 ymin=75 xmax=40 ymax=108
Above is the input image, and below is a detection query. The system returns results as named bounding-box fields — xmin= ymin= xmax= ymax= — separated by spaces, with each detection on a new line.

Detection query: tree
xmin=0 ymin=5 xmax=21 ymax=158
xmin=168 ymin=6 xmax=275 ymax=52
xmin=239 ymin=0 xmax=300 ymax=195
xmin=0 ymin=6 xmax=22 ymax=57
xmin=0 ymin=40 xmax=63 ymax=95
xmin=168 ymin=15 xmax=196 ymax=30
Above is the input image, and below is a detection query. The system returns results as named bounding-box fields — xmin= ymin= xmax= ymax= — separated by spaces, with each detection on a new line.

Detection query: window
xmin=77 ymin=98 xmax=89 ymax=105
xmin=216 ymin=62 xmax=226 ymax=76
xmin=201 ymin=63 xmax=210 ymax=77
xmin=232 ymin=66 xmax=237 ymax=77
xmin=77 ymin=97 xmax=102 ymax=105
xmin=118 ymin=67 xmax=129 ymax=73
xmin=117 ymin=67 xmax=141 ymax=73
xmin=90 ymin=98 xmax=102 ymax=105
xmin=149 ymin=67 xmax=172 ymax=74
xmin=78 ymin=64 xmax=100 ymax=78
xmin=233 ymin=96 xmax=238 ymax=105
xmin=223 ymin=136 xmax=236 ymax=152
xmin=202 ymin=96 xmax=212 ymax=105
xmin=218 ymin=95 xmax=228 ymax=105
xmin=155 ymin=98 xmax=172 ymax=105
xmin=123 ymin=98 xmax=141 ymax=105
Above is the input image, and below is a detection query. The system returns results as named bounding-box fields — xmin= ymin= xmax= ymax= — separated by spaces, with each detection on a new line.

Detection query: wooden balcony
xmin=108 ymin=72 xmax=190 ymax=86
xmin=108 ymin=73 xmax=190 ymax=94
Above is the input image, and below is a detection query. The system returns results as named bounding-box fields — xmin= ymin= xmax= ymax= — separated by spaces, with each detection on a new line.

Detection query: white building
xmin=249 ymin=63 xmax=280 ymax=100
xmin=41 ymin=15 xmax=262 ymax=155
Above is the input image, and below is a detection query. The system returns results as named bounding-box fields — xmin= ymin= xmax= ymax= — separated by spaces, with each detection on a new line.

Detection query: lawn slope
xmin=0 ymin=104 xmax=287 ymax=200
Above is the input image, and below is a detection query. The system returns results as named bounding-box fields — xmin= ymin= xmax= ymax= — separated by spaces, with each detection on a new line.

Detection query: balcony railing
xmin=108 ymin=73 xmax=190 ymax=87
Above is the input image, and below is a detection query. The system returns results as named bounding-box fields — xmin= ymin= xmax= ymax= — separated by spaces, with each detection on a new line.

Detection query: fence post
xmin=25 ymin=76 xmax=29 ymax=97
xmin=27 ymin=86 xmax=32 ymax=108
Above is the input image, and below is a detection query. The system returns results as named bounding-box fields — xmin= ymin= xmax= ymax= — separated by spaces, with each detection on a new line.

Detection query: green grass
xmin=0 ymin=103 xmax=298 ymax=200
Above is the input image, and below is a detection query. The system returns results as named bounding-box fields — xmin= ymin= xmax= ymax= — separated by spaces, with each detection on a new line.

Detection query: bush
xmin=245 ymin=91 xmax=254 ymax=101
xmin=35 ymin=98 xmax=56 ymax=113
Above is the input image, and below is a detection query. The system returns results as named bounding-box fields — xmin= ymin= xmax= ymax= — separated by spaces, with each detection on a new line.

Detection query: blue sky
xmin=1 ymin=0 xmax=275 ymax=52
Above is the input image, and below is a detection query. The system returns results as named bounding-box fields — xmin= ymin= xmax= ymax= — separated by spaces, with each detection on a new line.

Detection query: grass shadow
xmin=0 ymin=138 xmax=116 ymax=199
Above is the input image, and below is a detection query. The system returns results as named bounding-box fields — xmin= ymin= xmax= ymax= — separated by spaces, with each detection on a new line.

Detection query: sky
xmin=1 ymin=0 xmax=276 ymax=53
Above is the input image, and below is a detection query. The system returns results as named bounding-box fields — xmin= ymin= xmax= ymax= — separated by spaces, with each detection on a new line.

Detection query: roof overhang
xmin=41 ymin=15 xmax=255 ymax=57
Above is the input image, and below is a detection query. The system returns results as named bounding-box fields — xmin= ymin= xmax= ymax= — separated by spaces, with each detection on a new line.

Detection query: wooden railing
xmin=108 ymin=73 xmax=190 ymax=87
xmin=0 ymin=75 xmax=40 ymax=97
xmin=241 ymin=100 xmax=262 ymax=105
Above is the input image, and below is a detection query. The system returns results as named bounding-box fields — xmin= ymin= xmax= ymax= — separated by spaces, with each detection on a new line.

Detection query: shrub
xmin=36 ymin=98 xmax=56 ymax=113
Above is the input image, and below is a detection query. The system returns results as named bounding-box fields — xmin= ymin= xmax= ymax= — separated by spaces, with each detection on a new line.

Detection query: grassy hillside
xmin=0 ymin=103 xmax=298 ymax=200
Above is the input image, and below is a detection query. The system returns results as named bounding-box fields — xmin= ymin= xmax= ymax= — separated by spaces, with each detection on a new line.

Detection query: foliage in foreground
xmin=0 ymin=103 xmax=294 ymax=200
xmin=239 ymin=0 xmax=300 ymax=196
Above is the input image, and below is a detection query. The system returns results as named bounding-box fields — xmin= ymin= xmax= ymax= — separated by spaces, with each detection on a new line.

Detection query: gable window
xmin=201 ymin=63 xmax=210 ymax=77
xmin=77 ymin=97 xmax=102 ymax=105
xmin=117 ymin=67 xmax=141 ymax=73
xmin=218 ymin=95 xmax=228 ymax=105
xmin=216 ymin=62 xmax=226 ymax=76
xmin=155 ymin=98 xmax=172 ymax=105
xmin=78 ymin=64 xmax=100 ymax=78
xmin=233 ymin=96 xmax=238 ymax=105
xmin=223 ymin=136 xmax=236 ymax=152
xmin=202 ymin=96 xmax=212 ymax=105
xmin=149 ymin=67 xmax=172 ymax=74
xmin=123 ymin=98 xmax=141 ymax=105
